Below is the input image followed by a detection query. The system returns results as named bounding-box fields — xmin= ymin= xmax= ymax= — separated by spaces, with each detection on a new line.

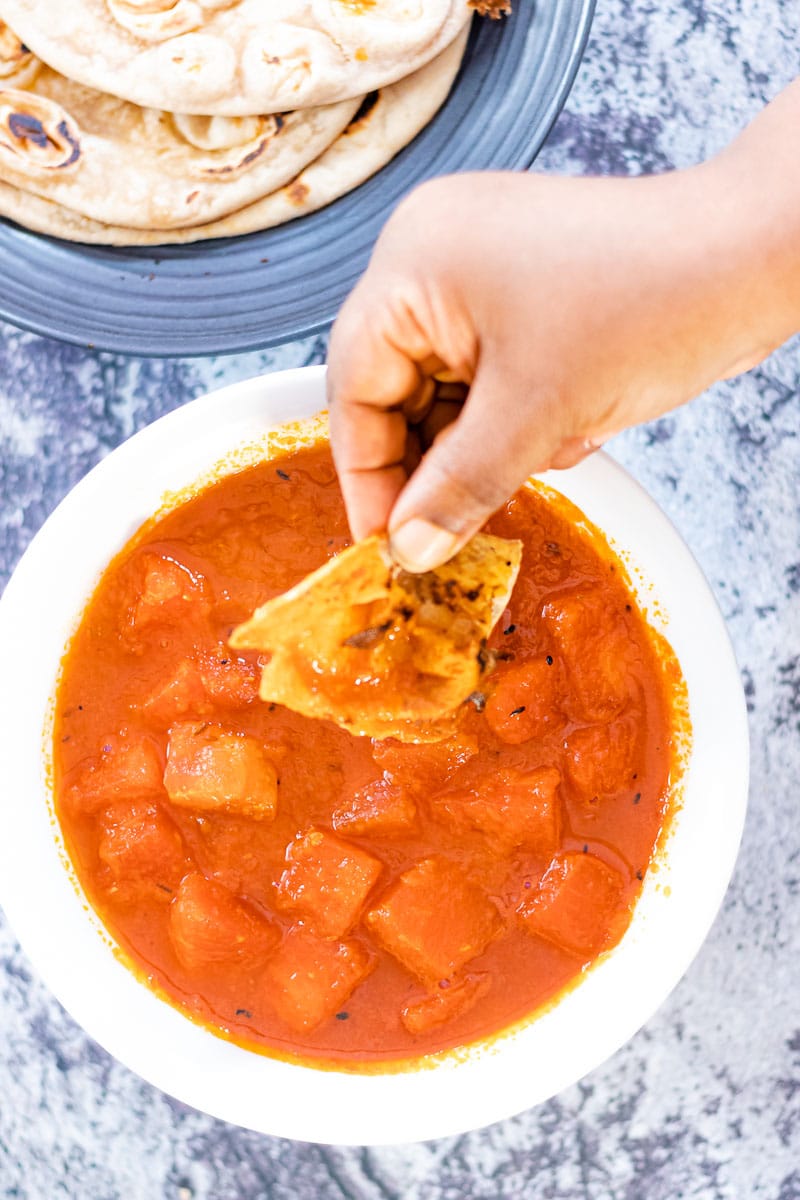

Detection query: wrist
xmin=702 ymin=84 xmax=800 ymax=368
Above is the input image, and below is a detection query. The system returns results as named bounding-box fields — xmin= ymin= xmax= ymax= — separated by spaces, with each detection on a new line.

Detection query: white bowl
xmin=0 ymin=366 xmax=748 ymax=1145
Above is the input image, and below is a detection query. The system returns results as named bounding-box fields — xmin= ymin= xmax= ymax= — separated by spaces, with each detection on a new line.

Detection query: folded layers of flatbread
xmin=0 ymin=28 xmax=467 ymax=242
xmin=0 ymin=28 xmax=362 ymax=230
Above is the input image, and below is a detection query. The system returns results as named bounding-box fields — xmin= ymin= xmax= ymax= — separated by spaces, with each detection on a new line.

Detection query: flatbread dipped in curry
xmin=230 ymin=531 xmax=522 ymax=740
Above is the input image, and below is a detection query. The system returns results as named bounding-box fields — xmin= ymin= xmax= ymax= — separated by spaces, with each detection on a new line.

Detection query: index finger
xmin=327 ymin=279 xmax=439 ymax=541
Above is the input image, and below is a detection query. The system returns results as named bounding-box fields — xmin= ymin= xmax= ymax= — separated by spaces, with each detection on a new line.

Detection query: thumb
xmin=387 ymin=363 xmax=553 ymax=572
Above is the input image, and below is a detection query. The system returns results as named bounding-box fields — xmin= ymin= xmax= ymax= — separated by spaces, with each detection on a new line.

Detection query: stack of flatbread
xmin=0 ymin=0 xmax=508 ymax=245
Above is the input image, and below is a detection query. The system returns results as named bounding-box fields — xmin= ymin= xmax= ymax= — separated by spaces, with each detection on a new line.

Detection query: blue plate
xmin=0 ymin=1 xmax=594 ymax=356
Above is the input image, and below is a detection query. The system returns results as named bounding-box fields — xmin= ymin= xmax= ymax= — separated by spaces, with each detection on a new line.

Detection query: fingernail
xmin=389 ymin=518 xmax=460 ymax=573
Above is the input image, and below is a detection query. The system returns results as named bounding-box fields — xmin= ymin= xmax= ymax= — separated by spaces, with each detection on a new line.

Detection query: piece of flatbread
xmin=230 ymin=532 xmax=522 ymax=741
xmin=0 ymin=28 xmax=468 ymax=244
xmin=0 ymin=0 xmax=472 ymax=116
xmin=0 ymin=24 xmax=360 ymax=230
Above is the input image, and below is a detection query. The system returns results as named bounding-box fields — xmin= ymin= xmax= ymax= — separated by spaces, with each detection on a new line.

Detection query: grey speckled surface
xmin=1 ymin=0 xmax=799 ymax=1196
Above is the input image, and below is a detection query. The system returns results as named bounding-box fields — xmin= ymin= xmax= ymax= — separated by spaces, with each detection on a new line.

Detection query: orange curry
xmin=53 ymin=442 xmax=681 ymax=1066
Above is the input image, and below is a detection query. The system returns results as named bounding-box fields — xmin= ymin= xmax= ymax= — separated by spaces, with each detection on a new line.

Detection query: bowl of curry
xmin=0 ymin=367 xmax=748 ymax=1144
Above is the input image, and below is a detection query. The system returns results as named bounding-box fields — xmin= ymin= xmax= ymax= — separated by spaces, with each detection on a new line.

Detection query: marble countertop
xmin=1 ymin=0 xmax=799 ymax=1195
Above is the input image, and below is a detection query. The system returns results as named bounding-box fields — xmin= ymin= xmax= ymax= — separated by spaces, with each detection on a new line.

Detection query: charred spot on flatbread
xmin=286 ymin=179 xmax=310 ymax=205
xmin=347 ymin=90 xmax=380 ymax=132
xmin=0 ymin=89 xmax=82 ymax=176
xmin=230 ymin=532 xmax=522 ymax=740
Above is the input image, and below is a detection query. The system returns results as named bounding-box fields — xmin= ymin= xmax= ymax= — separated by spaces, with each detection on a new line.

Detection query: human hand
xmin=327 ymin=142 xmax=798 ymax=571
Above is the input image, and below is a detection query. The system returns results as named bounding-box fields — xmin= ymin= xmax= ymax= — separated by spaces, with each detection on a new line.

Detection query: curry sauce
xmin=53 ymin=443 xmax=683 ymax=1066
